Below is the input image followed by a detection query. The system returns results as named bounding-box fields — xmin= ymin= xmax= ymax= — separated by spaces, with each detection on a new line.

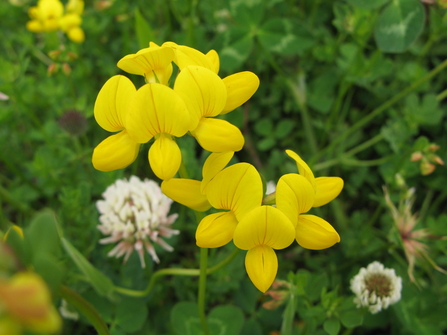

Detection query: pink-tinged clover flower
xmin=96 ymin=176 xmax=179 ymax=267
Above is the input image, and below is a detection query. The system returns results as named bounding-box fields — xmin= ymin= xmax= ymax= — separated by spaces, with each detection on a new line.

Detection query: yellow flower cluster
xmin=93 ymin=42 xmax=344 ymax=293
xmin=26 ymin=0 xmax=85 ymax=43
xmin=162 ymin=150 xmax=343 ymax=292
xmin=92 ymin=42 xmax=259 ymax=180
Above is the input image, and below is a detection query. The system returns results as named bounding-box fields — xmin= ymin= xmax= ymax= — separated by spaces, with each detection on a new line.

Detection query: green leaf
xmin=219 ymin=33 xmax=253 ymax=72
xmin=114 ymin=297 xmax=148 ymax=332
xmin=61 ymin=238 xmax=116 ymax=300
xmin=323 ymin=318 xmax=341 ymax=335
xmin=374 ymin=0 xmax=425 ymax=53
xmin=280 ymin=295 xmax=296 ymax=335
xmin=257 ymin=137 xmax=276 ymax=151
xmin=258 ymin=19 xmax=314 ymax=55
xmin=275 ymin=120 xmax=295 ymax=139
xmin=340 ymin=309 xmax=364 ymax=328
xmin=345 ymin=0 xmax=389 ymax=9
xmin=170 ymin=302 xmax=202 ymax=335
xmin=254 ymin=118 xmax=273 ymax=136
xmin=404 ymin=93 xmax=444 ymax=126
xmin=26 ymin=209 xmax=61 ymax=257
xmin=208 ymin=305 xmax=244 ymax=335
xmin=135 ymin=8 xmax=156 ymax=48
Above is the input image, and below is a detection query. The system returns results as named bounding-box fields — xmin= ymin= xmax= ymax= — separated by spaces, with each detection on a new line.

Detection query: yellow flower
xmin=195 ymin=163 xmax=263 ymax=248
xmin=125 ymin=83 xmax=192 ymax=180
xmin=276 ymin=150 xmax=342 ymax=250
xmin=233 ymin=206 xmax=295 ymax=292
xmin=26 ymin=0 xmax=64 ymax=32
xmin=92 ymin=75 xmax=140 ymax=172
xmin=161 ymin=152 xmax=234 ymax=211
xmin=117 ymin=43 xmax=175 ymax=85
xmin=65 ymin=0 xmax=84 ymax=14
xmin=59 ymin=13 xmax=84 ymax=43
xmin=285 ymin=150 xmax=343 ymax=207
xmin=0 ymin=272 xmax=62 ymax=334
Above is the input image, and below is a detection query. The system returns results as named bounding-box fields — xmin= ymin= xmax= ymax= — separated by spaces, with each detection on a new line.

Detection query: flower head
xmin=350 ymin=261 xmax=402 ymax=314
xmin=96 ymin=176 xmax=179 ymax=267
xmin=0 ymin=272 xmax=62 ymax=334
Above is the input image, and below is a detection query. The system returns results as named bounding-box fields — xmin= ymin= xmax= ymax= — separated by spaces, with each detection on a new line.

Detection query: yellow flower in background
xmin=233 ymin=206 xmax=295 ymax=292
xmin=195 ymin=163 xmax=263 ymax=248
xmin=161 ymin=152 xmax=234 ymax=211
xmin=125 ymin=83 xmax=192 ymax=181
xmin=26 ymin=0 xmax=64 ymax=32
xmin=92 ymin=75 xmax=140 ymax=172
xmin=117 ymin=42 xmax=175 ymax=85
xmin=26 ymin=0 xmax=85 ymax=43
xmin=0 ymin=272 xmax=62 ymax=335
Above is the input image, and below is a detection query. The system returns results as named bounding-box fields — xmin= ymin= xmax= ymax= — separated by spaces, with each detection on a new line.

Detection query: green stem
xmin=198 ymin=248 xmax=210 ymax=335
xmin=315 ymin=58 xmax=447 ymax=161
xmin=287 ymin=77 xmax=318 ymax=155
xmin=113 ymin=248 xmax=240 ymax=297
xmin=60 ymin=285 xmax=110 ymax=335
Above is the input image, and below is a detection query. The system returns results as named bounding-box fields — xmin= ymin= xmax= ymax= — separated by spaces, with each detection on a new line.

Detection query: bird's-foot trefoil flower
xmin=125 ymin=83 xmax=192 ymax=180
xmin=233 ymin=206 xmax=295 ymax=292
xmin=161 ymin=152 xmax=234 ymax=211
xmin=350 ymin=261 xmax=402 ymax=314
xmin=195 ymin=163 xmax=263 ymax=248
xmin=97 ymin=176 xmax=179 ymax=267
xmin=92 ymin=75 xmax=140 ymax=172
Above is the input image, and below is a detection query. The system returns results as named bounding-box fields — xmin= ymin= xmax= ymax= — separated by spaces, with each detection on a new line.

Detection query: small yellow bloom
xmin=26 ymin=0 xmax=64 ymax=32
xmin=0 ymin=272 xmax=62 ymax=334
xmin=92 ymin=75 xmax=140 ymax=171
xmin=195 ymin=163 xmax=263 ymax=248
xmin=233 ymin=206 xmax=295 ymax=292
xmin=125 ymin=83 xmax=192 ymax=180
xmin=117 ymin=43 xmax=175 ymax=85
xmin=161 ymin=152 xmax=234 ymax=211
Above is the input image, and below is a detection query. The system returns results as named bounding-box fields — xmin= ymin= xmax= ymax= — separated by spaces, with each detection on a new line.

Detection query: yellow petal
xmin=92 ymin=131 xmax=140 ymax=171
xmin=206 ymin=49 xmax=220 ymax=74
xmin=245 ymin=246 xmax=277 ymax=293
xmin=206 ymin=163 xmax=263 ymax=220
xmin=313 ymin=177 xmax=344 ymax=207
xmin=191 ymin=118 xmax=244 ymax=152
xmin=26 ymin=20 xmax=43 ymax=32
xmin=67 ymin=26 xmax=85 ymax=43
xmin=127 ymin=83 xmax=191 ymax=143
xmin=164 ymin=42 xmax=215 ymax=72
xmin=196 ymin=211 xmax=237 ymax=248
xmin=174 ymin=66 xmax=227 ymax=128
xmin=201 ymin=152 xmax=234 ymax=193
xmin=285 ymin=150 xmax=315 ymax=189
xmin=94 ymin=75 xmax=136 ymax=132
xmin=295 ymin=215 xmax=340 ymax=250
xmin=148 ymin=134 xmax=181 ymax=180
xmin=233 ymin=206 xmax=295 ymax=250
xmin=221 ymin=72 xmax=260 ymax=114
xmin=276 ymin=174 xmax=315 ymax=226
xmin=161 ymin=179 xmax=211 ymax=211
xmin=117 ymin=46 xmax=174 ymax=85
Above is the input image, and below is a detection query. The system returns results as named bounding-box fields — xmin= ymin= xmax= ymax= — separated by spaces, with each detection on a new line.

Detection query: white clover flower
xmin=350 ymin=261 xmax=402 ymax=314
xmin=96 ymin=176 xmax=179 ymax=268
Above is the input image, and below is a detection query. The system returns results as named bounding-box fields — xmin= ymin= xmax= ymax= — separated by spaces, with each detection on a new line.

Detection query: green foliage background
xmin=1 ymin=0 xmax=447 ymax=334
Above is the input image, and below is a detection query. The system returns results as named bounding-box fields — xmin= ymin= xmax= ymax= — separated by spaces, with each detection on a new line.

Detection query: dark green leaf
xmin=135 ymin=8 xmax=156 ymax=48
xmin=170 ymin=302 xmax=202 ymax=335
xmin=61 ymin=238 xmax=116 ymax=300
xmin=208 ymin=305 xmax=244 ymax=335
xmin=323 ymin=318 xmax=341 ymax=335
xmin=374 ymin=0 xmax=425 ymax=53
xmin=114 ymin=297 xmax=148 ymax=332
xmin=345 ymin=0 xmax=389 ymax=9
xmin=340 ymin=309 xmax=364 ymax=328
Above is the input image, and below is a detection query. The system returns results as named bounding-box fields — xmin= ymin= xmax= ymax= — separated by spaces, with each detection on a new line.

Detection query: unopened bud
xmin=420 ymin=160 xmax=435 ymax=175
xmin=428 ymin=144 xmax=440 ymax=152
xmin=431 ymin=155 xmax=444 ymax=166
xmin=47 ymin=63 xmax=59 ymax=76
xmin=410 ymin=151 xmax=423 ymax=162
xmin=95 ymin=0 xmax=112 ymax=10
xmin=66 ymin=51 xmax=78 ymax=61
xmin=62 ymin=63 xmax=71 ymax=76
xmin=395 ymin=174 xmax=406 ymax=188
xmin=48 ymin=50 xmax=61 ymax=60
